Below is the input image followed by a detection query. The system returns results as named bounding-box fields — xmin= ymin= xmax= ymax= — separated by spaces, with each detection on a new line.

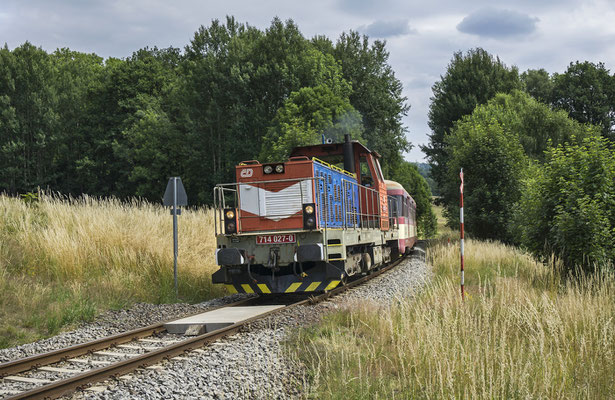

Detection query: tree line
xmin=0 ymin=17 xmax=437 ymax=236
xmin=424 ymin=48 xmax=615 ymax=271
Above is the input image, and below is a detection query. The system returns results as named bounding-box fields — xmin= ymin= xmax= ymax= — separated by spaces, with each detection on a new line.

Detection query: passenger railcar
xmin=385 ymin=180 xmax=417 ymax=254
xmin=213 ymin=135 xmax=417 ymax=294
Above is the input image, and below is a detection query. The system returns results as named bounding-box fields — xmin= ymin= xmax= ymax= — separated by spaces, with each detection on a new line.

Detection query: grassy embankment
xmin=0 ymin=194 xmax=224 ymax=348
xmin=289 ymin=205 xmax=615 ymax=399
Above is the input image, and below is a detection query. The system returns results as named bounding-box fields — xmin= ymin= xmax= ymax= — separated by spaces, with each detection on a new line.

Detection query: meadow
xmin=0 ymin=194 xmax=224 ymax=348
xmin=289 ymin=209 xmax=615 ymax=399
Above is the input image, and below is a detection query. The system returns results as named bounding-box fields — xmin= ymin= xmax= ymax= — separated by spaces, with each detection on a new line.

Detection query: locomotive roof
xmin=290 ymin=140 xmax=381 ymax=158
xmin=384 ymin=179 xmax=405 ymax=190
xmin=385 ymin=180 xmax=415 ymax=205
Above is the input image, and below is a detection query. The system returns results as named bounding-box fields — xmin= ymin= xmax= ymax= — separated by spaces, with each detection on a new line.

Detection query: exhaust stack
xmin=343 ymin=134 xmax=355 ymax=174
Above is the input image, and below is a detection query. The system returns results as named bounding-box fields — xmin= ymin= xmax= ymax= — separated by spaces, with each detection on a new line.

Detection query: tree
xmin=440 ymin=90 xmax=596 ymax=241
xmin=551 ymin=61 xmax=615 ymax=141
xmin=258 ymin=45 xmax=364 ymax=161
xmin=391 ymin=161 xmax=437 ymax=238
xmin=0 ymin=18 xmax=413 ymax=205
xmin=325 ymin=31 xmax=410 ymax=176
xmin=487 ymin=90 xmax=596 ymax=160
xmin=512 ymin=135 xmax=615 ymax=271
xmin=423 ymin=48 xmax=521 ymax=192
xmin=50 ymin=48 xmax=104 ymax=194
xmin=521 ymin=68 xmax=553 ymax=104
xmin=0 ymin=42 xmax=59 ymax=193
xmin=260 ymin=84 xmax=364 ymax=161
xmin=442 ymin=109 xmax=527 ymax=242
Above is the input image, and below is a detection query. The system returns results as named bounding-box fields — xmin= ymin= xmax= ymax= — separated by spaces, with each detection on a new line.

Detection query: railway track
xmin=0 ymin=254 xmax=409 ymax=400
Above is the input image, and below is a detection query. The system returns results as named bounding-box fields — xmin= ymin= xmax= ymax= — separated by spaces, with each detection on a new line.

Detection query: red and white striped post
xmin=460 ymin=168 xmax=465 ymax=300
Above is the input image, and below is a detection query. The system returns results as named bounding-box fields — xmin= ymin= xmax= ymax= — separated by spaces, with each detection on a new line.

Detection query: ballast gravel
xmin=0 ymin=249 xmax=429 ymax=400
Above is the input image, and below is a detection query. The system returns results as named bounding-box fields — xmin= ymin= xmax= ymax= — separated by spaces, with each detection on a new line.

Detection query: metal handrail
xmin=214 ymin=176 xmax=399 ymax=237
xmin=341 ymin=179 xmax=383 ymax=230
xmin=214 ymin=176 xmax=324 ymax=231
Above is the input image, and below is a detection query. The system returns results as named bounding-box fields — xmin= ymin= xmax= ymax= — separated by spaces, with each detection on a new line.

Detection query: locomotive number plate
xmin=256 ymin=234 xmax=296 ymax=245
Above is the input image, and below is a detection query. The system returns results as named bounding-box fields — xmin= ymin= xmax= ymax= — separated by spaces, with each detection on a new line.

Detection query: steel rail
xmin=3 ymin=254 xmax=410 ymax=400
xmin=0 ymin=296 xmax=258 ymax=378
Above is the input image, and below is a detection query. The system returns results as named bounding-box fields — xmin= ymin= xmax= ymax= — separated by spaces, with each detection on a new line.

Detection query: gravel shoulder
xmin=0 ymin=250 xmax=430 ymax=400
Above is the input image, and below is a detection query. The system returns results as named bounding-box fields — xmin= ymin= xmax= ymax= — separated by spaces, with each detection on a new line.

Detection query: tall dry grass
xmin=0 ymin=194 xmax=224 ymax=347
xmin=289 ymin=239 xmax=615 ymax=399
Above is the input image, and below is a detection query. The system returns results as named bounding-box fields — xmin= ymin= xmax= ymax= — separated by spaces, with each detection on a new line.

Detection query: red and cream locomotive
xmin=213 ymin=135 xmax=417 ymax=294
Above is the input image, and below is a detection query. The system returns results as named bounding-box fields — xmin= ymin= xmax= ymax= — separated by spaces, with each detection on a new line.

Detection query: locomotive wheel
xmin=361 ymin=253 xmax=372 ymax=273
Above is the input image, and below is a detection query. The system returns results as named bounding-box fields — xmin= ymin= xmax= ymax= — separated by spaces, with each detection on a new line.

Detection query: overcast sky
xmin=2 ymin=0 xmax=615 ymax=162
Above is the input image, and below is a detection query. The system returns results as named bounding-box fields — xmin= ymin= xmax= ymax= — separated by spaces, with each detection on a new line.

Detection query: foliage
xmin=512 ymin=135 xmax=615 ymax=271
xmin=488 ymin=90 xmax=597 ymax=159
xmin=0 ymin=42 xmax=59 ymax=192
xmin=260 ymin=84 xmax=364 ymax=161
xmin=415 ymin=162 xmax=438 ymax=196
xmin=423 ymin=48 xmax=521 ymax=191
xmin=521 ymin=68 xmax=553 ymax=104
xmin=325 ymin=31 xmax=411 ymax=176
xmin=442 ymin=107 xmax=528 ymax=242
xmin=0 ymin=18 xmax=410 ymax=205
xmin=440 ymin=90 xmax=597 ymax=242
xmin=390 ymin=161 xmax=437 ymax=238
xmin=551 ymin=61 xmax=615 ymax=141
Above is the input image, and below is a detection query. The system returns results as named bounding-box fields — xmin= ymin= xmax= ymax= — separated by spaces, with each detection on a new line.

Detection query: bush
xmin=512 ymin=135 xmax=615 ymax=271
xmin=442 ymin=108 xmax=528 ymax=242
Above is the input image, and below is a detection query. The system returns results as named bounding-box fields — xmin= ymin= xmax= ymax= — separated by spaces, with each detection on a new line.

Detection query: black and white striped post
xmin=460 ymin=168 xmax=465 ymax=300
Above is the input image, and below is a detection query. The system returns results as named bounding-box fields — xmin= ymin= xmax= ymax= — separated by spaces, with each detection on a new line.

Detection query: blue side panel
xmin=313 ymin=162 xmax=359 ymax=228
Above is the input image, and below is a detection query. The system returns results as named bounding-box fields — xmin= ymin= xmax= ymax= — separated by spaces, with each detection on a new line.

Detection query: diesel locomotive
xmin=213 ymin=134 xmax=417 ymax=294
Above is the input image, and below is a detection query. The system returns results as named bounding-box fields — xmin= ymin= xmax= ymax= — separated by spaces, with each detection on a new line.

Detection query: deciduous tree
xmin=424 ymin=48 xmax=521 ymax=192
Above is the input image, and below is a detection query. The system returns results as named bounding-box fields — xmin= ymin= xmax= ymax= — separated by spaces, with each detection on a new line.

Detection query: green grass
xmin=0 ymin=194 xmax=226 ymax=348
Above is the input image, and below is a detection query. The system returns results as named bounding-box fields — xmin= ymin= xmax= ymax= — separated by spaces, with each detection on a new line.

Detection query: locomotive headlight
xmin=275 ymin=164 xmax=284 ymax=173
xmin=263 ymin=165 xmax=273 ymax=174
xmin=302 ymin=203 xmax=317 ymax=230
xmin=224 ymin=208 xmax=238 ymax=234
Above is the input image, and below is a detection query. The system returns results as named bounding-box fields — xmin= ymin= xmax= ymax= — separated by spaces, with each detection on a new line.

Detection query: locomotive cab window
xmin=375 ymin=159 xmax=385 ymax=182
xmin=317 ymin=154 xmax=345 ymax=171
xmin=359 ymin=156 xmax=374 ymax=186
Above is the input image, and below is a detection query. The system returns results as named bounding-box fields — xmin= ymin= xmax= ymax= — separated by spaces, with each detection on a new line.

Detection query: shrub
xmin=512 ymin=134 xmax=615 ymax=271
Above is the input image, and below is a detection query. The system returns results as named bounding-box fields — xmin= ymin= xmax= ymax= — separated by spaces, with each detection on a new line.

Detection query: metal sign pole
xmin=460 ymin=168 xmax=464 ymax=301
xmin=163 ymin=177 xmax=187 ymax=300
